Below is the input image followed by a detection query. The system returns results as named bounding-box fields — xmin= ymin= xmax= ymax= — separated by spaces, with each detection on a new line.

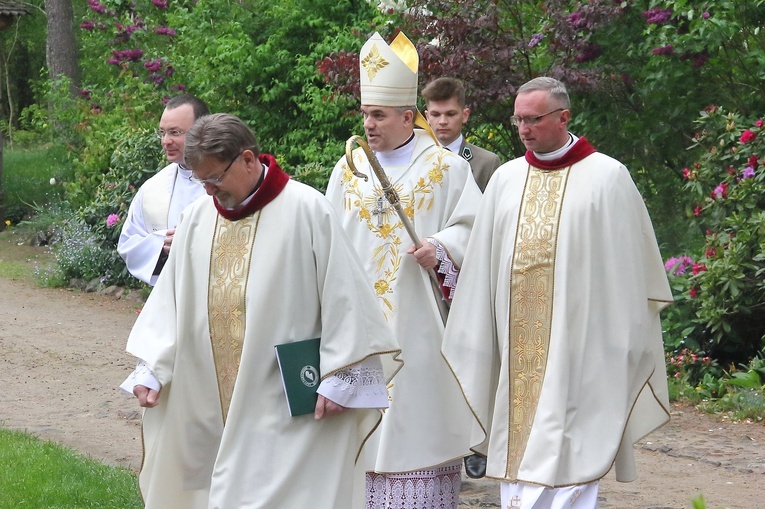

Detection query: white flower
xmin=50 ymin=178 xmax=57 ymax=185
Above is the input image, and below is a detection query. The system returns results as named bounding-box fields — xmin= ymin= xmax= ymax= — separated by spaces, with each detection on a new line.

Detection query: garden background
xmin=1 ymin=0 xmax=764 ymax=414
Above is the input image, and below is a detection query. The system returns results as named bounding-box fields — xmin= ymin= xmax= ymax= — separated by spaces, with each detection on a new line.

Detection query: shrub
xmin=662 ymin=108 xmax=765 ymax=366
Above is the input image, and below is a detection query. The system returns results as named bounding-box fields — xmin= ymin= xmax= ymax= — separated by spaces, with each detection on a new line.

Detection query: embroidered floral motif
xmin=361 ymin=44 xmax=389 ymax=80
xmin=341 ymin=148 xmax=449 ymax=318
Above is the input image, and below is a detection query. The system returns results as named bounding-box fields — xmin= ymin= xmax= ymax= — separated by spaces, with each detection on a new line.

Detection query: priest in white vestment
xmin=325 ymin=32 xmax=481 ymax=509
xmin=120 ymin=113 xmax=402 ymax=509
xmin=117 ymin=95 xmax=210 ymax=285
xmin=442 ymin=77 xmax=673 ymax=509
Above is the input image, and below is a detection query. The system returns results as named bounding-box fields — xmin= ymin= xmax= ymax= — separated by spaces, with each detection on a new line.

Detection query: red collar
xmin=524 ymin=137 xmax=596 ymax=170
xmin=213 ymin=153 xmax=290 ymax=221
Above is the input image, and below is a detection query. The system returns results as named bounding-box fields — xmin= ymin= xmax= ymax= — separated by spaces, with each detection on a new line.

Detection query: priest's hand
xmin=162 ymin=228 xmax=176 ymax=255
xmin=407 ymin=240 xmax=437 ymax=270
xmin=134 ymin=384 xmax=161 ymax=408
xmin=314 ymin=395 xmax=347 ymax=420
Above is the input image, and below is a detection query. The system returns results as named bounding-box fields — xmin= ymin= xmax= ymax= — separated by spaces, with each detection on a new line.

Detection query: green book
xmin=274 ymin=337 xmax=321 ymax=416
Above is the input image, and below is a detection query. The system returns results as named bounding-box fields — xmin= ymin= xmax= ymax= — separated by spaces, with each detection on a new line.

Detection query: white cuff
xmin=317 ymin=356 xmax=389 ymax=409
xmin=119 ymin=360 xmax=161 ymax=395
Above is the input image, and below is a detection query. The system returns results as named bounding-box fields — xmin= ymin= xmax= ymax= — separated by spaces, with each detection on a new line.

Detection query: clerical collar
xmin=376 ymin=131 xmax=416 ymax=167
xmin=534 ymin=133 xmax=578 ymax=161
xmin=177 ymin=162 xmax=192 ymax=176
xmin=444 ymin=134 xmax=464 ymax=154
xmin=525 ymin=135 xmax=597 ymax=170
xmin=213 ymin=153 xmax=290 ymax=221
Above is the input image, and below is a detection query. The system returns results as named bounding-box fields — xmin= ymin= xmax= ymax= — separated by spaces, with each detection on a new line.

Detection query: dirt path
xmin=0 ymin=233 xmax=763 ymax=509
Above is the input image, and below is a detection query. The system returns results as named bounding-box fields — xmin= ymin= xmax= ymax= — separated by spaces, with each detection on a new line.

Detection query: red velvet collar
xmin=524 ymin=137 xmax=597 ymax=170
xmin=213 ymin=153 xmax=290 ymax=221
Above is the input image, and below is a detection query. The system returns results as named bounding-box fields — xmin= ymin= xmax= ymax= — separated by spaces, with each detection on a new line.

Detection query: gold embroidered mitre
xmin=359 ymin=31 xmax=440 ymax=145
xmin=360 ymin=31 xmax=418 ymax=107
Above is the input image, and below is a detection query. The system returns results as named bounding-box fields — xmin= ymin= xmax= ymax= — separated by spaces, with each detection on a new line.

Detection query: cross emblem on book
xmin=371 ymin=195 xmax=389 ymax=227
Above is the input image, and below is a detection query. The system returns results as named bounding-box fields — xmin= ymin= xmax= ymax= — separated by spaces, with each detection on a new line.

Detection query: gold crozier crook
xmin=344 ymin=135 xmax=450 ymax=322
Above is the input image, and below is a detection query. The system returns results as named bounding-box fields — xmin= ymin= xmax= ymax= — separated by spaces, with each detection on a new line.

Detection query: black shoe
xmin=463 ymin=454 xmax=487 ymax=479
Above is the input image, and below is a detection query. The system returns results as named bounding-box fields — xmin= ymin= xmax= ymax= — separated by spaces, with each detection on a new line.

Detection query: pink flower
xmin=756 ymin=120 xmax=764 ymax=128
xmin=694 ymin=205 xmax=702 ymax=216
xmin=664 ymin=255 xmax=694 ymax=275
xmin=689 ymin=286 xmax=699 ymax=298
xmin=748 ymin=155 xmax=759 ymax=169
xmin=106 ymin=213 xmax=119 ymax=227
xmin=682 ymin=167 xmax=692 ymax=178
xmin=740 ymin=129 xmax=757 ymax=144
xmin=711 ymin=182 xmax=728 ymax=199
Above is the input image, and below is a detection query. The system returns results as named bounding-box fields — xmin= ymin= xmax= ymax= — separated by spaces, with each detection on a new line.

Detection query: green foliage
xmin=665 ymin=348 xmax=721 ymax=388
xmin=1 ymin=146 xmax=70 ymax=224
xmin=74 ymin=128 xmax=163 ymax=247
xmin=663 ymin=108 xmax=765 ymax=364
xmin=0 ymin=0 xmax=47 ymax=134
xmin=0 ymin=428 xmax=142 ymax=508
xmin=692 ymin=495 xmax=707 ymax=509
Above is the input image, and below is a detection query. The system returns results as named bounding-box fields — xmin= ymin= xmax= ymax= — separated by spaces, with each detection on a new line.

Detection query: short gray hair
xmin=184 ymin=113 xmax=260 ymax=168
xmin=517 ymin=77 xmax=571 ymax=110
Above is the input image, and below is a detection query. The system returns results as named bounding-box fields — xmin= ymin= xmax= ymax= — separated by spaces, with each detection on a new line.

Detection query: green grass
xmin=0 ymin=428 xmax=142 ymax=508
xmin=2 ymin=146 xmax=70 ymax=225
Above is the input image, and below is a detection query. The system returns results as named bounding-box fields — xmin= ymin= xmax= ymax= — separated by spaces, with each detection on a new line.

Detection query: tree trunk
xmin=44 ymin=0 xmax=79 ymax=95
xmin=0 ymin=131 xmax=5 ymax=232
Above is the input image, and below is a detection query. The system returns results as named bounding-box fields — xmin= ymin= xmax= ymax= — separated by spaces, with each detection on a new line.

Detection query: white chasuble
xmin=442 ymin=153 xmax=673 ymax=488
xmin=125 ymin=178 xmax=401 ymax=509
xmin=326 ymin=130 xmax=482 ymax=473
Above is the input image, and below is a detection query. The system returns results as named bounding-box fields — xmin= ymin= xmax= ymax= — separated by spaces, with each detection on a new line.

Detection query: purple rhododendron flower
xmin=528 ymin=33 xmax=544 ymax=49
xmin=643 ymin=8 xmax=673 ymax=25
xmin=144 ymin=59 xmax=163 ymax=72
xmin=664 ymin=255 xmax=694 ymax=275
xmin=742 ymin=167 xmax=755 ymax=179
xmin=106 ymin=214 xmax=119 ymax=227
xmin=151 ymin=0 xmax=168 ymax=9
xmin=567 ymin=12 xmax=587 ymax=30
xmin=80 ymin=21 xmax=96 ymax=31
xmin=155 ymin=27 xmax=177 ymax=37
xmin=88 ymin=0 xmax=106 ymax=14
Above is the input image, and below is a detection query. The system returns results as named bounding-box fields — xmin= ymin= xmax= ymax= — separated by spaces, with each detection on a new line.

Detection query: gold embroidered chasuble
xmin=326 ymin=130 xmax=482 ymax=473
xmin=124 ymin=177 xmax=401 ymax=509
xmin=208 ymin=213 xmax=260 ymax=422
xmin=442 ymin=153 xmax=673 ymax=488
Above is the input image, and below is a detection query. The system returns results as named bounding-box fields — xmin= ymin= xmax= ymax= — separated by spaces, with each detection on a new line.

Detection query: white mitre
xmin=360 ymin=31 xmax=418 ymax=107
xmin=359 ymin=31 xmax=439 ymax=144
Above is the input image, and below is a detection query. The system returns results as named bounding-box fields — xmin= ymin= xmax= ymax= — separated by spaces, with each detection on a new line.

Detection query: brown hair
xmin=421 ymin=77 xmax=466 ymax=108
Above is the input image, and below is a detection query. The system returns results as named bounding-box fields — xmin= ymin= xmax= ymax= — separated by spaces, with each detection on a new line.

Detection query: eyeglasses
xmin=155 ymin=128 xmax=187 ymax=139
xmin=189 ymin=151 xmax=244 ymax=186
xmin=510 ymin=108 xmax=564 ymax=127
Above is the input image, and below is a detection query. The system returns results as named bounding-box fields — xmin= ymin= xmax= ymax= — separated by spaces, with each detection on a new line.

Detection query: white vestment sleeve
xmin=317 ymin=356 xmax=389 ymax=408
xmin=119 ymin=360 xmax=162 ymax=395
xmin=117 ymin=191 xmax=167 ymax=286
